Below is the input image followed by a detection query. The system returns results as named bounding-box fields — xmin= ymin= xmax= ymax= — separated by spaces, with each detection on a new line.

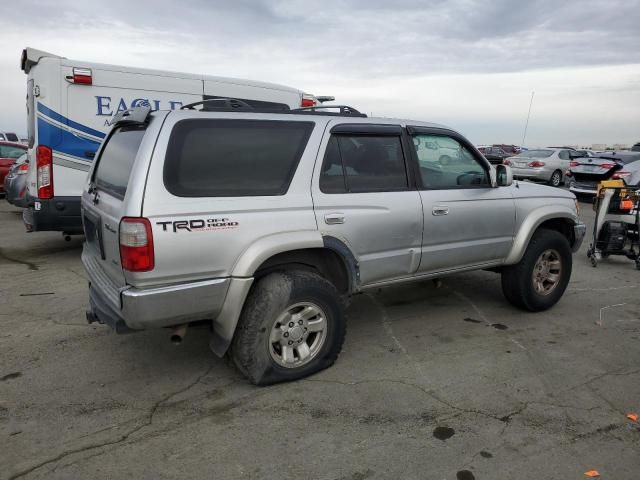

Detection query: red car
xmin=0 ymin=141 xmax=28 ymax=196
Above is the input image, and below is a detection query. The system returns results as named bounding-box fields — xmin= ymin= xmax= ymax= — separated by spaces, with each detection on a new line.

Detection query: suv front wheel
xmin=501 ymin=229 xmax=572 ymax=311
xmin=230 ymin=270 xmax=346 ymax=385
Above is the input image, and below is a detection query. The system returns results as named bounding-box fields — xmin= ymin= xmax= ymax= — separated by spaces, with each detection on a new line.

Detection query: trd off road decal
xmin=156 ymin=218 xmax=239 ymax=232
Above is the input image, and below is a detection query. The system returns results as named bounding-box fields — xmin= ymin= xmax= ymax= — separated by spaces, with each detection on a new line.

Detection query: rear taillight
xmin=36 ymin=145 xmax=53 ymax=199
xmin=528 ymin=161 xmax=546 ymax=168
xmin=612 ymin=171 xmax=631 ymax=180
xmin=119 ymin=218 xmax=154 ymax=272
xmin=569 ymin=161 xmax=579 ymax=168
xmin=17 ymin=163 xmax=29 ymax=175
xmin=301 ymin=94 xmax=316 ymax=108
xmin=599 ymin=163 xmax=616 ymax=169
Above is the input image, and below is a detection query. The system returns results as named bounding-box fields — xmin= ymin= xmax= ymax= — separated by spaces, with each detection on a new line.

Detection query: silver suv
xmin=81 ymin=101 xmax=586 ymax=385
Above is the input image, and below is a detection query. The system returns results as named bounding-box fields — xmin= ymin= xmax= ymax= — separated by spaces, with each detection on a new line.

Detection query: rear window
xmin=93 ymin=126 xmax=145 ymax=199
xmin=519 ymin=150 xmax=554 ymax=158
xmin=0 ymin=144 xmax=27 ymax=159
xmin=595 ymin=154 xmax=640 ymax=165
xmin=164 ymin=119 xmax=313 ymax=197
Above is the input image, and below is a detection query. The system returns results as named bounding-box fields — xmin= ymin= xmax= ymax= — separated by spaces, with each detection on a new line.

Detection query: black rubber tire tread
xmin=501 ymin=228 xmax=572 ymax=312
xmin=230 ymin=270 xmax=346 ymax=386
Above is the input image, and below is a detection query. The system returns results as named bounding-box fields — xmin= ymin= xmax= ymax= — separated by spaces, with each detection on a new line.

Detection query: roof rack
xmin=111 ymin=105 xmax=152 ymax=127
xmin=181 ymin=98 xmax=367 ymax=117
xmin=181 ymin=98 xmax=255 ymax=111
xmin=291 ymin=105 xmax=366 ymax=117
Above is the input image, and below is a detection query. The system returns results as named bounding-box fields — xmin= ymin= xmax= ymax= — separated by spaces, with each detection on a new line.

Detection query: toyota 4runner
xmin=81 ymin=101 xmax=586 ymax=385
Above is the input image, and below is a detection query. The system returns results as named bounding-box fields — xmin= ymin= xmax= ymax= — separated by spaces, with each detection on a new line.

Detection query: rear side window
xmin=164 ymin=119 xmax=313 ymax=197
xmin=5 ymin=133 xmax=19 ymax=142
xmin=93 ymin=126 xmax=145 ymax=199
xmin=319 ymin=135 xmax=408 ymax=193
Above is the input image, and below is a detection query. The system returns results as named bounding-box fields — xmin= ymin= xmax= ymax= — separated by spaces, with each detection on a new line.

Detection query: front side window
xmin=164 ymin=119 xmax=313 ymax=197
xmin=93 ymin=126 xmax=145 ymax=199
xmin=412 ymin=134 xmax=488 ymax=188
xmin=319 ymin=134 xmax=408 ymax=193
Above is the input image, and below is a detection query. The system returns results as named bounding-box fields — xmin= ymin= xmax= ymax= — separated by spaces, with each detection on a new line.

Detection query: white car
xmin=0 ymin=132 xmax=20 ymax=142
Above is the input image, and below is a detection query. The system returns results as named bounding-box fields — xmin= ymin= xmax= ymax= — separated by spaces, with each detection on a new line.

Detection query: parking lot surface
xmin=1 ymin=199 xmax=639 ymax=480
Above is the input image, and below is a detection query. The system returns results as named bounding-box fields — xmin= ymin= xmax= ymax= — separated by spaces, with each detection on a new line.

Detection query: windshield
xmin=517 ymin=150 xmax=554 ymax=158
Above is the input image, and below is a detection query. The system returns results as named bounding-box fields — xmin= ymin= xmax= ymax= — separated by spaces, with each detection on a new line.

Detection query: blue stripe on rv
xmin=37 ymin=103 xmax=106 ymax=140
xmin=38 ymin=117 xmax=101 ymax=161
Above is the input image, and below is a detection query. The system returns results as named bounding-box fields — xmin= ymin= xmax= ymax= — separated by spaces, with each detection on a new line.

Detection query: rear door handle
xmin=324 ymin=213 xmax=345 ymax=225
xmin=432 ymin=206 xmax=449 ymax=216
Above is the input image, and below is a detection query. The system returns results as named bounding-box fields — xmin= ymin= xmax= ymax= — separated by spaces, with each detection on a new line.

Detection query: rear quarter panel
xmin=136 ymin=112 xmax=326 ymax=288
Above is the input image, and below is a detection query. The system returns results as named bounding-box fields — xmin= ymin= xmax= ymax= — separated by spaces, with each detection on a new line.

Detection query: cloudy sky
xmin=1 ymin=0 xmax=639 ymax=146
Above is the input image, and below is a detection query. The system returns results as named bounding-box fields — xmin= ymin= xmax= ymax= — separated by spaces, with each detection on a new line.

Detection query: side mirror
xmin=496 ymin=164 xmax=513 ymax=187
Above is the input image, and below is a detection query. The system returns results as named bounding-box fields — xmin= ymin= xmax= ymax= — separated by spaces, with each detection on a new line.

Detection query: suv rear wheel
xmin=501 ymin=229 xmax=572 ymax=311
xmin=230 ymin=270 xmax=346 ymax=385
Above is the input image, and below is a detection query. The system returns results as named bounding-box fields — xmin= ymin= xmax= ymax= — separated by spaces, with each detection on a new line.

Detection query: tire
xmin=501 ymin=229 xmax=572 ymax=311
xmin=548 ymin=170 xmax=562 ymax=187
xmin=230 ymin=270 xmax=346 ymax=385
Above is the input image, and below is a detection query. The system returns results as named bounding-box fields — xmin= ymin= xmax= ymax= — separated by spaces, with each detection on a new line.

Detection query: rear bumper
xmin=569 ymin=181 xmax=597 ymax=195
xmin=25 ymin=195 xmax=83 ymax=233
xmin=511 ymin=167 xmax=549 ymax=181
xmin=82 ymin=247 xmax=253 ymax=355
xmin=573 ymin=221 xmax=587 ymax=253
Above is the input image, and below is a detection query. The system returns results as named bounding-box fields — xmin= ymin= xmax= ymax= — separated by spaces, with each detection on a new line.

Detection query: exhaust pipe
xmin=170 ymin=324 xmax=188 ymax=345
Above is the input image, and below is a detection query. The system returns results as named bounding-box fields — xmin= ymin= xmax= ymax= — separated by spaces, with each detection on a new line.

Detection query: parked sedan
xmin=482 ymin=146 xmax=512 ymax=165
xmin=568 ymin=151 xmax=640 ymax=196
xmin=4 ymin=153 xmax=30 ymax=207
xmin=505 ymin=148 xmax=572 ymax=187
xmin=0 ymin=141 xmax=28 ymax=197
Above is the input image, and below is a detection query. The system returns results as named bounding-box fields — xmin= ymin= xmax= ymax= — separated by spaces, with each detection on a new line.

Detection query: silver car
xmin=81 ymin=102 xmax=585 ymax=385
xmin=507 ymin=148 xmax=573 ymax=187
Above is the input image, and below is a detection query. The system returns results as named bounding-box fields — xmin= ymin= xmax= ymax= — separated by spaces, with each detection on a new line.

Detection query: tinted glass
xmin=412 ymin=134 xmax=488 ymax=188
xmin=319 ymin=136 xmax=347 ymax=193
xmin=5 ymin=133 xmax=19 ymax=142
xmin=164 ymin=119 xmax=313 ymax=197
xmin=0 ymin=145 xmax=27 ymax=159
xmin=518 ymin=150 xmax=554 ymax=158
xmin=341 ymin=135 xmax=408 ymax=192
xmin=93 ymin=127 xmax=145 ymax=198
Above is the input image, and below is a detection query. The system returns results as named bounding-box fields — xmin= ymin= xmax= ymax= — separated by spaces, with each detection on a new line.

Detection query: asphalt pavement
xmin=1 ymin=198 xmax=639 ymax=480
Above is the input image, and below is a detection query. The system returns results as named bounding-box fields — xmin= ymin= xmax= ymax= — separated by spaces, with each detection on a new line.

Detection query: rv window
xmin=93 ymin=126 xmax=145 ymax=199
xmin=164 ymin=119 xmax=313 ymax=197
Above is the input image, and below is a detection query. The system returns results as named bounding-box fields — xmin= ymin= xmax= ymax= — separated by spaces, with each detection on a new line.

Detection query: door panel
xmin=419 ymin=187 xmax=515 ymax=272
xmin=312 ymin=130 xmax=423 ymax=285
xmin=314 ymin=192 xmax=423 ymax=284
xmin=408 ymin=129 xmax=515 ymax=273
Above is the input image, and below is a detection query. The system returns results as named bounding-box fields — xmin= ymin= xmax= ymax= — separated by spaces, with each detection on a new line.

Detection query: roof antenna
xmin=520 ymin=91 xmax=535 ymax=150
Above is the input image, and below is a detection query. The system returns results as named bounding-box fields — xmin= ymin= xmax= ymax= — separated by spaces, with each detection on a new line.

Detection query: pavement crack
xmin=304 ymin=377 xmax=525 ymax=424
xmin=0 ymin=248 xmax=39 ymax=271
xmin=7 ymin=364 xmax=214 ymax=480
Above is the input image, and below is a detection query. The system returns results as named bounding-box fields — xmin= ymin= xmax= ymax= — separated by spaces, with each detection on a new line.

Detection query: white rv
xmin=21 ymin=47 xmax=324 ymax=234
